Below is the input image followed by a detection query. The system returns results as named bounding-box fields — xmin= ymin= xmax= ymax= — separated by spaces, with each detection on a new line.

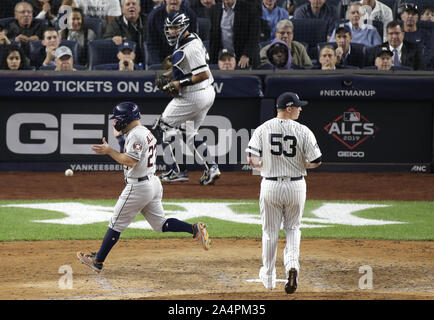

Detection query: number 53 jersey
xmin=123 ymin=125 xmax=157 ymax=178
xmin=246 ymin=118 xmax=322 ymax=177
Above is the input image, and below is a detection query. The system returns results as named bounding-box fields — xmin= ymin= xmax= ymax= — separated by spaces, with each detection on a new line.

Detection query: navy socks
xmin=96 ymin=228 xmax=120 ymax=263
xmin=162 ymin=218 xmax=193 ymax=234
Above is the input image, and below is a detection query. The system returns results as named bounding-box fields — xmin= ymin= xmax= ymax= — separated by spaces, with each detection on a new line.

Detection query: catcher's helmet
xmin=110 ymin=102 xmax=141 ymax=131
xmin=164 ymin=11 xmax=190 ymax=47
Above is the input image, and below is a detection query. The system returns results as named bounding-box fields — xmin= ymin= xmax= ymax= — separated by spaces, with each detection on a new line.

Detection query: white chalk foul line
xmin=246 ymin=278 xmax=287 ymax=283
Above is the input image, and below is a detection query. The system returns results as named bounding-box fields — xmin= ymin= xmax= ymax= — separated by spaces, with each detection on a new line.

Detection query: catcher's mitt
xmin=155 ymin=74 xmax=178 ymax=95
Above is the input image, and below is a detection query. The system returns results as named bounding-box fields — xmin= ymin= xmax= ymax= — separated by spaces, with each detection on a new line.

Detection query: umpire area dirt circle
xmin=0 ymin=171 xmax=433 ymax=300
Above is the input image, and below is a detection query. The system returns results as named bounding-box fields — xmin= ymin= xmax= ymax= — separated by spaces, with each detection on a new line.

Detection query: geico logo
xmin=6 ymin=113 xmax=105 ymax=154
xmin=328 ymin=122 xmax=374 ymax=135
xmin=337 ymin=151 xmax=365 ymax=157
xmin=5 ymin=113 xmax=242 ymax=157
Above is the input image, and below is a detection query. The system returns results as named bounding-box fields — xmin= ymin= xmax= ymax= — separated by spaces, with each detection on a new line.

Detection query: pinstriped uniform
xmin=246 ymin=118 xmax=321 ymax=290
xmin=110 ymin=125 xmax=167 ymax=233
xmin=161 ymin=33 xmax=215 ymax=134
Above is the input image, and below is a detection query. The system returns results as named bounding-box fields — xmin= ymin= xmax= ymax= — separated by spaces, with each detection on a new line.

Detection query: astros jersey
xmin=171 ymin=33 xmax=214 ymax=93
xmin=123 ymin=125 xmax=157 ymax=178
xmin=246 ymin=118 xmax=322 ymax=177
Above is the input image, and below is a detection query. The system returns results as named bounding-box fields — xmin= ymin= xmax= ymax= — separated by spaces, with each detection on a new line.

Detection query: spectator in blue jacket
xmin=293 ymin=0 xmax=339 ymax=41
xmin=330 ymin=2 xmax=381 ymax=48
xmin=262 ymin=0 xmax=289 ymax=40
xmin=146 ymin=0 xmax=197 ymax=65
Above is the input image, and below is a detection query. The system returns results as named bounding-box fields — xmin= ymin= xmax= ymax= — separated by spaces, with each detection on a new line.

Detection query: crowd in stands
xmin=0 ymin=0 xmax=433 ymax=71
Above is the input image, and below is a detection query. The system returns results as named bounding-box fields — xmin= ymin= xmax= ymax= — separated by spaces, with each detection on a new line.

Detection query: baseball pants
xmin=161 ymin=86 xmax=215 ymax=133
xmin=109 ymin=175 xmax=166 ymax=233
xmin=259 ymin=178 xmax=306 ymax=289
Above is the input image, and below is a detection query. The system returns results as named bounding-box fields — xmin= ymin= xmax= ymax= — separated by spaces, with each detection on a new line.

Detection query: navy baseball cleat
xmin=76 ymin=252 xmax=104 ymax=273
xmin=159 ymin=169 xmax=189 ymax=182
xmin=193 ymin=222 xmax=211 ymax=250
xmin=285 ymin=268 xmax=298 ymax=294
xmin=199 ymin=165 xmax=221 ymax=185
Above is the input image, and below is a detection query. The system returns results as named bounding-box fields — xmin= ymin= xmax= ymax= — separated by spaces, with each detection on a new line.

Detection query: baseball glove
xmin=155 ymin=74 xmax=178 ymax=95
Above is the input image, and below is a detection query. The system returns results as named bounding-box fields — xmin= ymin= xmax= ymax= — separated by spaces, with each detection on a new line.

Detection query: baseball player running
xmin=77 ymin=102 xmax=211 ymax=273
xmin=152 ymin=11 xmax=220 ymax=185
xmin=245 ymin=92 xmax=322 ymax=294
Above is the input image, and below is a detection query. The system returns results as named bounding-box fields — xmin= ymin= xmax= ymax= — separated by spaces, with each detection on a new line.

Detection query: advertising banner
xmin=0 ymin=97 xmax=261 ymax=171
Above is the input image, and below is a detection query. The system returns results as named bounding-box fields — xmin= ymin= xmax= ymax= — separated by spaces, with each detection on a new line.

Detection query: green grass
xmin=0 ymin=199 xmax=433 ymax=242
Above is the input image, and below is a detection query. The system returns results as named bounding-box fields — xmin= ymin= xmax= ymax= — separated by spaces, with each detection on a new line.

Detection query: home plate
xmin=246 ymin=279 xmax=287 ymax=283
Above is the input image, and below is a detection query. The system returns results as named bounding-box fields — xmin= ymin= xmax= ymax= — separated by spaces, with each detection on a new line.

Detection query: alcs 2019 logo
xmin=324 ymin=108 xmax=380 ymax=157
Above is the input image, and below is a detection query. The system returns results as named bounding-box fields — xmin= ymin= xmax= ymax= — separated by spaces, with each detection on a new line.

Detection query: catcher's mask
xmin=164 ymin=11 xmax=190 ymax=47
xmin=110 ymin=102 xmax=141 ymax=131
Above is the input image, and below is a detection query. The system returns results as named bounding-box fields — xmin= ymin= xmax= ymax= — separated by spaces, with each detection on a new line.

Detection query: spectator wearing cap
xmin=218 ymin=48 xmax=236 ymax=70
xmin=330 ymin=2 xmax=382 ymax=48
xmin=293 ymin=0 xmax=339 ymax=41
xmin=358 ymin=0 xmax=393 ymax=42
xmin=332 ymin=24 xmax=366 ymax=68
xmin=262 ymin=0 xmax=289 ymax=40
xmin=117 ymin=40 xmax=142 ymax=70
xmin=368 ymin=20 xmax=426 ymax=70
xmin=398 ymin=3 xmax=431 ymax=47
xmin=373 ymin=47 xmax=393 ymax=70
xmin=104 ymin=0 xmax=147 ymax=64
xmin=259 ymin=19 xmax=312 ymax=68
xmin=146 ymin=0 xmax=197 ymax=65
xmin=54 ymin=45 xmax=75 ymax=71
xmin=2 ymin=2 xmax=45 ymax=47
xmin=263 ymin=39 xmax=292 ymax=69
xmin=421 ymin=6 xmax=434 ymax=22
xmin=209 ymin=0 xmax=260 ymax=69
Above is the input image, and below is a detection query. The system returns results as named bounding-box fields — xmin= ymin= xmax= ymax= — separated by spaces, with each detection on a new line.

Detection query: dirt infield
xmin=0 ymin=171 xmax=433 ymax=300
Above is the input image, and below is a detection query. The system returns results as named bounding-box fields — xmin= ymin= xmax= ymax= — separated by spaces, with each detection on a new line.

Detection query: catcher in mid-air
xmin=152 ymin=11 xmax=221 ymax=185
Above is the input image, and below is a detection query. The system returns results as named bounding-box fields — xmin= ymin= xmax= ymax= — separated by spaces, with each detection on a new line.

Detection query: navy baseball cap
xmin=218 ymin=48 xmax=235 ymax=60
xmin=276 ymin=92 xmax=308 ymax=109
xmin=118 ymin=41 xmax=136 ymax=52
xmin=398 ymin=3 xmax=419 ymax=15
xmin=335 ymin=23 xmax=351 ymax=35
xmin=376 ymin=46 xmax=393 ymax=58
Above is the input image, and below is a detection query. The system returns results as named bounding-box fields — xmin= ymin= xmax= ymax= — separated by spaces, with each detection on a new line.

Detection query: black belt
xmin=265 ymin=176 xmax=303 ymax=181
xmin=125 ymin=176 xmax=149 ymax=184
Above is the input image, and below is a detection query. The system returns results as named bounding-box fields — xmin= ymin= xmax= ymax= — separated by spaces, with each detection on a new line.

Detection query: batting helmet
xmin=110 ymin=102 xmax=141 ymax=131
xmin=164 ymin=11 xmax=190 ymax=47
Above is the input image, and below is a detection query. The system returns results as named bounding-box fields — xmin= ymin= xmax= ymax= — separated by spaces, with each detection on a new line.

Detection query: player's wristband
xmin=179 ymin=76 xmax=194 ymax=87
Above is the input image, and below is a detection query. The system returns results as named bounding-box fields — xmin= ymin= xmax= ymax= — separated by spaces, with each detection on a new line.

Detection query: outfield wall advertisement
xmin=0 ymin=72 xmax=433 ymax=172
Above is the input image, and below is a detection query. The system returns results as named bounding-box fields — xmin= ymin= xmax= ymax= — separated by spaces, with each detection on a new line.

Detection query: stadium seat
xmin=83 ymin=17 xmax=103 ymax=39
xmin=291 ymin=18 xmax=328 ymax=60
xmin=39 ymin=64 xmax=88 ymax=70
xmin=293 ymin=0 xmax=342 ymax=17
xmin=197 ymin=17 xmax=211 ymax=41
xmin=148 ymin=63 xmax=163 ymax=70
xmin=142 ymin=41 xmax=149 ymax=67
xmin=87 ymin=39 xmax=124 ymax=69
xmin=0 ymin=17 xmax=15 ymax=26
xmin=92 ymin=63 xmax=144 ymax=70
xmin=371 ymin=20 xmax=383 ymax=41
xmin=29 ymin=40 xmax=79 ymax=67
